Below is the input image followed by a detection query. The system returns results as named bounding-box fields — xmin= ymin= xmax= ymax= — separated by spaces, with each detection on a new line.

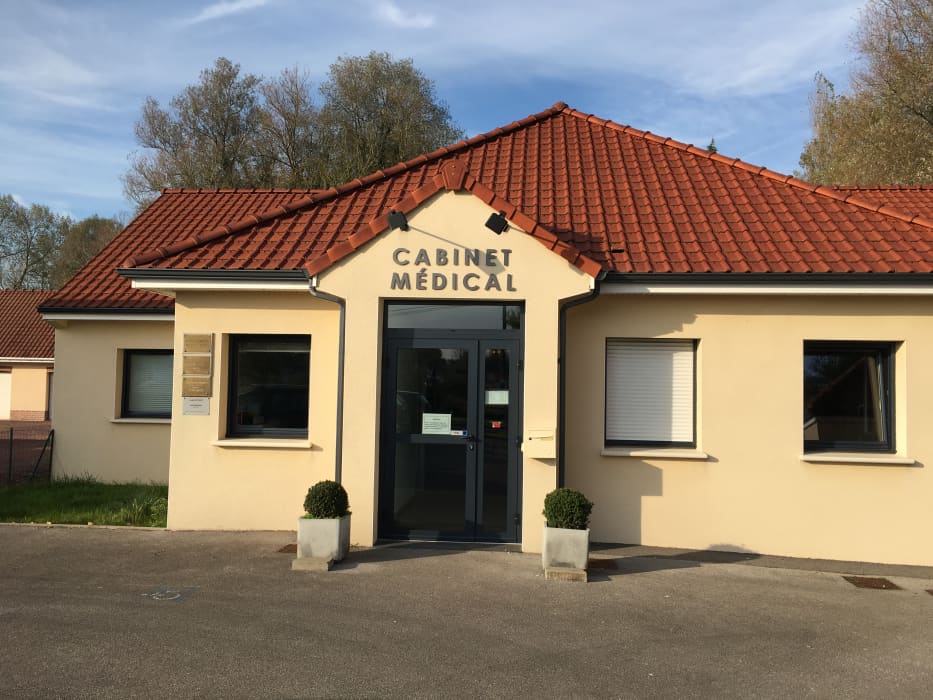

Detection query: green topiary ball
xmin=303 ymin=480 xmax=350 ymax=519
xmin=543 ymin=488 xmax=593 ymax=530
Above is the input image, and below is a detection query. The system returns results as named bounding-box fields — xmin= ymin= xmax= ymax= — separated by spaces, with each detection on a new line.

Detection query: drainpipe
xmin=557 ymin=272 xmax=605 ymax=487
xmin=309 ymin=275 xmax=346 ymax=484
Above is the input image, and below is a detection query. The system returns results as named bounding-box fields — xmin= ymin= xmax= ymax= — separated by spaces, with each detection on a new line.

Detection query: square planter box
xmin=297 ymin=514 xmax=351 ymax=562
xmin=542 ymin=526 xmax=590 ymax=570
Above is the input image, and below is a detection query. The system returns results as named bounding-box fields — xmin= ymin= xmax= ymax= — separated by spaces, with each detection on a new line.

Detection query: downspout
xmin=557 ymin=271 xmax=605 ymax=487
xmin=309 ymin=275 xmax=346 ymax=484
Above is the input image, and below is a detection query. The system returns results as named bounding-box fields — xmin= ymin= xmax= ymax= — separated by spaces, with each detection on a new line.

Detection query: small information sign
xmin=183 ymin=397 xmax=210 ymax=415
xmin=421 ymin=413 xmax=452 ymax=435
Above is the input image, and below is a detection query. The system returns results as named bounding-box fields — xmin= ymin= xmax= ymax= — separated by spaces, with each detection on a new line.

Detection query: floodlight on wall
xmin=485 ymin=211 xmax=509 ymax=235
xmin=388 ymin=210 xmax=409 ymax=231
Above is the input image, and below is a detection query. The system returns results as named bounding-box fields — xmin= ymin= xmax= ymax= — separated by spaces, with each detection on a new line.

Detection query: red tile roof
xmin=832 ymin=187 xmax=933 ymax=222
xmin=42 ymin=103 xmax=933 ymax=312
xmin=0 ymin=290 xmax=56 ymax=359
xmin=43 ymin=189 xmax=322 ymax=311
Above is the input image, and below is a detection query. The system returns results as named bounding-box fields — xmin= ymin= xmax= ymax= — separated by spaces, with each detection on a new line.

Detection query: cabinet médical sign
xmin=389 ymin=247 xmax=517 ymax=292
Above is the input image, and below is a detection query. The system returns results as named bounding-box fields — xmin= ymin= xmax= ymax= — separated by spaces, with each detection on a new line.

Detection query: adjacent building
xmin=40 ymin=103 xmax=933 ymax=565
xmin=1 ymin=290 xmax=55 ymax=421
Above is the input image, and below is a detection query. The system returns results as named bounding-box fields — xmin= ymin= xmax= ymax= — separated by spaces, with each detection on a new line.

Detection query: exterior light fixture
xmin=485 ymin=211 xmax=508 ymax=235
xmin=388 ymin=210 xmax=409 ymax=231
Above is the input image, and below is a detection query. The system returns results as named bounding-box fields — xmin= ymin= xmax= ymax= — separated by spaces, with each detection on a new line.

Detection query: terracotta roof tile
xmin=42 ymin=104 xmax=933 ymax=312
xmin=0 ymin=290 xmax=55 ymax=359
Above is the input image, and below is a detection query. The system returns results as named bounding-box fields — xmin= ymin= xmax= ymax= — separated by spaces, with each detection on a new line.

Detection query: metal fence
xmin=0 ymin=428 xmax=54 ymax=485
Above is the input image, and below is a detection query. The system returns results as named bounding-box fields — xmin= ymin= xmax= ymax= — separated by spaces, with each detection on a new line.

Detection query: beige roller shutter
xmin=606 ymin=339 xmax=695 ymax=444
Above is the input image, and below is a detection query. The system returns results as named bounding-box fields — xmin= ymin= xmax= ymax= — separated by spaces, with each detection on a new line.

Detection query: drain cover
xmin=278 ymin=543 xmax=297 ymax=554
xmin=842 ymin=575 xmax=901 ymax=590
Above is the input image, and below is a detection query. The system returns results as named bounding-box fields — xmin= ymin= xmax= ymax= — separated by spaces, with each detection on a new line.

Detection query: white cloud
xmin=374 ymin=0 xmax=434 ymax=29
xmin=179 ymin=0 xmax=272 ymax=26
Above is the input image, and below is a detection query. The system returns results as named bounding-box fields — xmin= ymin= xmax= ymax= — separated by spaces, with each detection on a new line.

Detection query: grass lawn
xmin=0 ymin=477 xmax=168 ymax=527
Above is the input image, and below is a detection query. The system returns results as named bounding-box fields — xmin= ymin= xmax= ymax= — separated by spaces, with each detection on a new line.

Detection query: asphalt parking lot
xmin=2 ymin=525 xmax=932 ymax=699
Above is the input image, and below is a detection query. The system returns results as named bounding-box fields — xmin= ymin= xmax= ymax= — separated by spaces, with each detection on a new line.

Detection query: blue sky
xmin=0 ymin=0 xmax=866 ymax=221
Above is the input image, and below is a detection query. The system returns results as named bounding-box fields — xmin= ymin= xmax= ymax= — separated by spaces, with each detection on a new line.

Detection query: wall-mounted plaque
xmin=183 ymin=334 xmax=213 ymax=353
xmin=183 ymin=397 xmax=210 ymax=415
xmin=182 ymin=376 xmax=211 ymax=398
xmin=182 ymin=355 xmax=212 ymax=376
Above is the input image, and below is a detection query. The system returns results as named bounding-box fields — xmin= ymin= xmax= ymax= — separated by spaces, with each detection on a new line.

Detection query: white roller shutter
xmin=606 ymin=339 xmax=695 ymax=444
xmin=125 ymin=352 xmax=173 ymax=417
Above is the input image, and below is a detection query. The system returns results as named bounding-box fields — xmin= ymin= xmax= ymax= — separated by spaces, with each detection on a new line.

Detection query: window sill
xmin=800 ymin=452 xmax=917 ymax=466
xmin=212 ymin=438 xmax=313 ymax=450
xmin=110 ymin=418 xmax=171 ymax=425
xmin=601 ymin=447 xmax=709 ymax=461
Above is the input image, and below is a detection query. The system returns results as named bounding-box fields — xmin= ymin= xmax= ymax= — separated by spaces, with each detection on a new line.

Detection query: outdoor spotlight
xmin=387 ymin=210 xmax=409 ymax=231
xmin=485 ymin=211 xmax=508 ymax=235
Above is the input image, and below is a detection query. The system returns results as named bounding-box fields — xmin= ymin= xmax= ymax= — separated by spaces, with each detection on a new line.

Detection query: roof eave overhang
xmin=0 ymin=357 xmax=54 ymax=364
xmin=602 ymin=272 xmax=933 ymax=295
xmin=118 ymin=268 xmax=311 ymax=296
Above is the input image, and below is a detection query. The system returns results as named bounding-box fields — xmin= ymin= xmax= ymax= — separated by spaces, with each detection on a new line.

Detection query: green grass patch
xmin=0 ymin=476 xmax=168 ymax=527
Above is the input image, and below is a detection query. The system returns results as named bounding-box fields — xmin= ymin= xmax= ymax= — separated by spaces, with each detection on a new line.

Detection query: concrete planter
xmin=297 ymin=514 xmax=351 ymax=562
xmin=542 ymin=526 xmax=590 ymax=570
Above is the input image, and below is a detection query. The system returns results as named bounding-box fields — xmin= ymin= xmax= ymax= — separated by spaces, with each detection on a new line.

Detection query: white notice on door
xmin=421 ymin=413 xmax=452 ymax=435
xmin=485 ymin=390 xmax=509 ymax=405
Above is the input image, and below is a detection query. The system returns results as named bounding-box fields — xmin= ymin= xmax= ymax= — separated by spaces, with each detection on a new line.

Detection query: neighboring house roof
xmin=0 ymin=290 xmax=56 ymax=359
xmin=42 ymin=103 xmax=933 ymax=313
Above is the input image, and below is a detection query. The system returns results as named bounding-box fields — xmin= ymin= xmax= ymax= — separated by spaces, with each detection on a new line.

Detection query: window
xmin=803 ymin=341 xmax=894 ymax=452
xmin=122 ymin=350 xmax=173 ymax=418
xmin=228 ymin=335 xmax=310 ymax=437
xmin=605 ymin=339 xmax=696 ymax=447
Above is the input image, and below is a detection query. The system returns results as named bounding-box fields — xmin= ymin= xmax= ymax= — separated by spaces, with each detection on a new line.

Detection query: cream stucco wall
xmin=566 ymin=294 xmax=933 ymax=566
xmin=166 ymin=291 xmax=340 ymax=531
xmin=51 ymin=320 xmax=172 ymax=482
xmin=318 ymin=191 xmax=593 ymax=550
xmin=10 ymin=363 xmax=52 ymax=418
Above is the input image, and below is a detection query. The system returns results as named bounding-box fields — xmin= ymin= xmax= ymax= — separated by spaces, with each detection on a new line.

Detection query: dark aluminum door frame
xmin=379 ymin=329 xmax=523 ymax=542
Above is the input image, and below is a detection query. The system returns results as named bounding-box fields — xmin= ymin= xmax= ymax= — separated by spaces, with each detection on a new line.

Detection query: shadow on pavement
xmin=586 ymin=543 xmax=761 ymax=583
xmin=330 ymin=540 xmax=522 ymax=570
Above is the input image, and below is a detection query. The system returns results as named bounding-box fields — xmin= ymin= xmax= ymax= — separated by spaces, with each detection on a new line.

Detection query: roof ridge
xmin=303 ymin=159 xmax=602 ymax=279
xmin=558 ymin=105 xmax=933 ymax=233
xmin=130 ymin=103 xmax=571 ymax=268
xmin=160 ymin=188 xmax=325 ymax=194
xmin=832 ymin=185 xmax=933 ymax=191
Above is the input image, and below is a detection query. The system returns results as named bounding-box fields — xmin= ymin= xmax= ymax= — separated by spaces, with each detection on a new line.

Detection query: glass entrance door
xmin=379 ymin=336 xmax=521 ymax=542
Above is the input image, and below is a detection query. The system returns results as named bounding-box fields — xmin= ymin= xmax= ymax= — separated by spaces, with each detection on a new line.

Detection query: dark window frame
xmin=604 ymin=338 xmax=698 ymax=449
xmin=227 ymin=334 xmax=310 ymax=439
xmin=803 ymin=341 xmax=895 ymax=453
xmin=121 ymin=349 xmax=173 ymax=419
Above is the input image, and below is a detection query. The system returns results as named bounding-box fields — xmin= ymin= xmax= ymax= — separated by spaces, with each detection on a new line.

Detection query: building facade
xmin=41 ymin=104 xmax=933 ymax=565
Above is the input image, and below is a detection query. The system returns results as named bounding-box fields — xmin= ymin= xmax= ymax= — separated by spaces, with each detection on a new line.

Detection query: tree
xmin=50 ymin=215 xmax=123 ymax=288
xmin=316 ymin=52 xmax=464 ymax=186
xmin=799 ymin=0 xmax=933 ymax=184
xmin=124 ymin=57 xmax=263 ymax=208
xmin=0 ymin=195 xmax=123 ymax=289
xmin=254 ymin=67 xmax=323 ymax=188
xmin=0 ymin=196 xmax=63 ymax=289
xmin=124 ymin=54 xmax=464 ymax=208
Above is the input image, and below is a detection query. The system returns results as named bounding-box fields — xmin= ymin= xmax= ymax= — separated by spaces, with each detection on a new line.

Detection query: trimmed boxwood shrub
xmin=303 ymin=480 xmax=350 ymax=519
xmin=543 ymin=488 xmax=593 ymax=530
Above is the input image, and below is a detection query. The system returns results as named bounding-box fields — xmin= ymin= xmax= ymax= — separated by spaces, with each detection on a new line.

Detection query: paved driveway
xmin=2 ymin=526 xmax=932 ymax=698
